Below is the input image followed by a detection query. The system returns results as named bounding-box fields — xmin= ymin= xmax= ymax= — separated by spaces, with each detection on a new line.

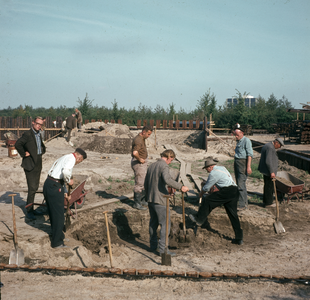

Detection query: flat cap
xmin=275 ymin=137 xmax=284 ymax=147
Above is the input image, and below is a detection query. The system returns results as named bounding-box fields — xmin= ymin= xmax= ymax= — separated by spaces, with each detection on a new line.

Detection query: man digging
xmin=131 ymin=125 xmax=153 ymax=210
xmin=43 ymin=148 xmax=87 ymax=248
xmin=189 ymin=157 xmax=243 ymax=245
xmin=144 ymin=149 xmax=189 ymax=256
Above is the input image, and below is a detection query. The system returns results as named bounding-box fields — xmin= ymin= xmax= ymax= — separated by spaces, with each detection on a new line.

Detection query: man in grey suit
xmin=144 ymin=149 xmax=189 ymax=257
xmin=15 ymin=116 xmax=46 ymax=220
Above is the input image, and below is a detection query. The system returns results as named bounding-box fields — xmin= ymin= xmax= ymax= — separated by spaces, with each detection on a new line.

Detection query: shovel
xmin=272 ymin=179 xmax=285 ymax=234
xmin=194 ymin=197 xmax=202 ymax=236
xmin=9 ymin=194 xmax=25 ymax=266
xmin=179 ymin=192 xmax=190 ymax=245
xmin=161 ymin=195 xmax=171 ymax=266
xmin=103 ymin=211 xmax=113 ymax=268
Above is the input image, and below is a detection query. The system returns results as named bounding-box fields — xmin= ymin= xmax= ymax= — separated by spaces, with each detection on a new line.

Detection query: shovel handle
xmin=165 ymin=196 xmax=170 ymax=251
xmin=272 ymin=179 xmax=280 ymax=221
xmin=9 ymin=194 xmax=17 ymax=247
xmin=103 ymin=211 xmax=113 ymax=268
xmin=182 ymin=192 xmax=186 ymax=234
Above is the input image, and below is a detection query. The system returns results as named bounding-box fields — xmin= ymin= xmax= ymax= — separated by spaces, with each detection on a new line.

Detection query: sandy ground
xmin=0 ymin=126 xmax=310 ymax=299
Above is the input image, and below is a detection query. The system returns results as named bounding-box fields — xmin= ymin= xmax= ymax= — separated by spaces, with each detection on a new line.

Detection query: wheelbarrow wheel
xmin=75 ymin=189 xmax=86 ymax=209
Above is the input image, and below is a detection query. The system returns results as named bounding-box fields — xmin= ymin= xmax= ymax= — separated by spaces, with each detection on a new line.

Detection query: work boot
xmin=140 ymin=190 xmax=148 ymax=207
xmin=133 ymin=192 xmax=147 ymax=211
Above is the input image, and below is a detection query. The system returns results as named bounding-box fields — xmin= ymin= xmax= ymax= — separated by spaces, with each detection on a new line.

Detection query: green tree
xmin=77 ymin=93 xmax=94 ymax=120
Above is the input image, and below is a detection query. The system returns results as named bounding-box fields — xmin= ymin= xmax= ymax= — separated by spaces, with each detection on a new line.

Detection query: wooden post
xmin=118 ymin=119 xmax=122 ymax=124
xmin=204 ymin=116 xmax=208 ymax=152
xmin=111 ymin=119 xmax=115 ymax=124
xmin=149 ymin=120 xmax=154 ymax=128
xmin=156 ymin=120 xmax=160 ymax=129
xmin=183 ymin=120 xmax=187 ymax=129
xmin=143 ymin=120 xmax=147 ymax=127
xmin=169 ymin=120 xmax=173 ymax=129
xmin=175 ymin=120 xmax=180 ymax=130
xmin=137 ymin=120 xmax=141 ymax=128
xmin=189 ymin=120 xmax=193 ymax=129
xmin=163 ymin=120 xmax=167 ymax=129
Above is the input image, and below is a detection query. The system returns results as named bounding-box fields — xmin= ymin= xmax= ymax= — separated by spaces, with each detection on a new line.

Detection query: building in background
xmin=226 ymin=95 xmax=257 ymax=108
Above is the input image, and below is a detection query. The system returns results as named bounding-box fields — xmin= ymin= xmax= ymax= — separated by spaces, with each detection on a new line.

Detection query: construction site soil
xmin=0 ymin=123 xmax=309 ymax=299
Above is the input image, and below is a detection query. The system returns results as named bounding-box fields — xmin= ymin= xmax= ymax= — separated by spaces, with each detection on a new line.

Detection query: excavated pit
xmin=71 ymin=203 xmax=278 ymax=255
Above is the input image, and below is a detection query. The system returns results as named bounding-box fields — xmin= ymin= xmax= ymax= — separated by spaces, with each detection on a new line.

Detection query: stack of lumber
xmin=240 ymin=124 xmax=252 ymax=136
xmin=288 ymin=120 xmax=310 ymax=144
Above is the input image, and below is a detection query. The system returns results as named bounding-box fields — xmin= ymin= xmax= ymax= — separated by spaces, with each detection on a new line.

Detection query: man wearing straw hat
xmin=258 ymin=138 xmax=284 ymax=207
xmin=189 ymin=157 xmax=243 ymax=245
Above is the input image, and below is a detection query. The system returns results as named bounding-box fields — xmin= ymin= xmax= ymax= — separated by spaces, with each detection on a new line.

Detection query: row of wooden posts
xmin=0 ymin=116 xmax=208 ymax=130
xmin=0 ymin=116 xmax=213 ymax=148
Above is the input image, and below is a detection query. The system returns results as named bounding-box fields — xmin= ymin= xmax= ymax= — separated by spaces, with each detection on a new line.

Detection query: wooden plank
xmin=164 ymin=144 xmax=196 ymax=198
xmin=185 ymin=162 xmax=191 ymax=175
xmin=78 ymin=194 xmax=132 ymax=214
xmin=190 ymin=174 xmax=203 ymax=192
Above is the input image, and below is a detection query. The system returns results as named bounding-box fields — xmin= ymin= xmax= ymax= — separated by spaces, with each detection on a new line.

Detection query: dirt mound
xmin=77 ymin=136 xmax=132 ymax=154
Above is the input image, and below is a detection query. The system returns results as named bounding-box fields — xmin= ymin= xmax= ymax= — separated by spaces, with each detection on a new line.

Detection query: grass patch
xmin=250 ymin=161 xmax=263 ymax=179
xmin=107 ymin=176 xmax=113 ymax=182
xmin=128 ymin=180 xmax=135 ymax=186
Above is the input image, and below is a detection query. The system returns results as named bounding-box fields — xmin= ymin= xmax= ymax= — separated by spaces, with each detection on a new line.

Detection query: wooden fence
xmin=0 ymin=116 xmax=220 ymax=141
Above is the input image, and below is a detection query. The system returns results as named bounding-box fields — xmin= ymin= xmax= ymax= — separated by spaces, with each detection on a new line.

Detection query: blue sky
xmin=0 ymin=0 xmax=309 ymax=111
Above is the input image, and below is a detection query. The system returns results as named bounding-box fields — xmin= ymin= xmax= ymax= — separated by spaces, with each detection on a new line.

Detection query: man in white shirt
xmin=43 ymin=148 xmax=87 ymax=248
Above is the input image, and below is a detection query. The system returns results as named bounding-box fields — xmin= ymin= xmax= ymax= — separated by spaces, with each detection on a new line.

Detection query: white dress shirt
xmin=48 ymin=153 xmax=76 ymax=184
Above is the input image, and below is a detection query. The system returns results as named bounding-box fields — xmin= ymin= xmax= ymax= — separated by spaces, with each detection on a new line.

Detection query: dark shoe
xmin=189 ymin=214 xmax=202 ymax=226
xmin=133 ymin=202 xmax=147 ymax=210
xmin=160 ymin=250 xmax=176 ymax=257
xmin=231 ymin=239 xmax=243 ymax=245
xmin=33 ymin=209 xmax=45 ymax=216
xmin=53 ymin=244 xmax=68 ymax=249
xmin=26 ymin=211 xmax=36 ymax=220
xmin=141 ymin=200 xmax=148 ymax=207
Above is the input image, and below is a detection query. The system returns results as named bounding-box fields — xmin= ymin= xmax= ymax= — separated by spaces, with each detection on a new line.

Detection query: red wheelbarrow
xmin=25 ymin=175 xmax=89 ymax=220
xmin=275 ymin=171 xmax=305 ymax=203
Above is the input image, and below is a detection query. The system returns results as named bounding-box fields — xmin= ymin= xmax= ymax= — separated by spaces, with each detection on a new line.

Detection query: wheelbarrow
xmin=25 ymin=175 xmax=89 ymax=220
xmin=64 ymin=175 xmax=89 ymax=220
xmin=275 ymin=171 xmax=305 ymax=203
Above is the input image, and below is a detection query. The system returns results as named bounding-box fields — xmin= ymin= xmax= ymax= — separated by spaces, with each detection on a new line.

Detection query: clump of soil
xmin=78 ymin=136 xmax=132 ymax=154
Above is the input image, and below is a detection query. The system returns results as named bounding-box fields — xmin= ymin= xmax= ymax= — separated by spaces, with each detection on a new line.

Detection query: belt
xmin=47 ymin=176 xmax=64 ymax=184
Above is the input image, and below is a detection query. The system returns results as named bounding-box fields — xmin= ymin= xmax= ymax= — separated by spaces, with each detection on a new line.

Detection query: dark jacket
xmin=144 ymin=158 xmax=182 ymax=206
xmin=15 ymin=129 xmax=46 ymax=171
xmin=258 ymin=142 xmax=278 ymax=176
xmin=66 ymin=115 xmax=77 ymax=129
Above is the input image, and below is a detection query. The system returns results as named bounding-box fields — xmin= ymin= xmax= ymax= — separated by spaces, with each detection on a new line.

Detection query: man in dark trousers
xmin=15 ymin=116 xmax=46 ymax=220
xmin=66 ymin=113 xmax=77 ymax=146
xmin=258 ymin=138 xmax=284 ymax=207
xmin=131 ymin=125 xmax=153 ymax=210
xmin=43 ymin=148 xmax=87 ymax=248
xmin=189 ymin=157 xmax=243 ymax=245
xmin=233 ymin=123 xmax=253 ymax=211
xmin=144 ymin=149 xmax=189 ymax=256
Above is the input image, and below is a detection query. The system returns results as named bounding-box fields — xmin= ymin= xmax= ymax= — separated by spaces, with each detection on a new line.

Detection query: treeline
xmin=0 ymin=90 xmax=296 ymax=132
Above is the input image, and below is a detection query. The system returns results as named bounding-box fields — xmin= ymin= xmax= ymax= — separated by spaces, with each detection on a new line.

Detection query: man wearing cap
xmin=189 ymin=157 xmax=243 ymax=245
xmin=258 ymin=138 xmax=284 ymax=207
xmin=233 ymin=123 xmax=253 ymax=210
xmin=43 ymin=148 xmax=87 ymax=248
xmin=131 ymin=125 xmax=153 ymax=210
